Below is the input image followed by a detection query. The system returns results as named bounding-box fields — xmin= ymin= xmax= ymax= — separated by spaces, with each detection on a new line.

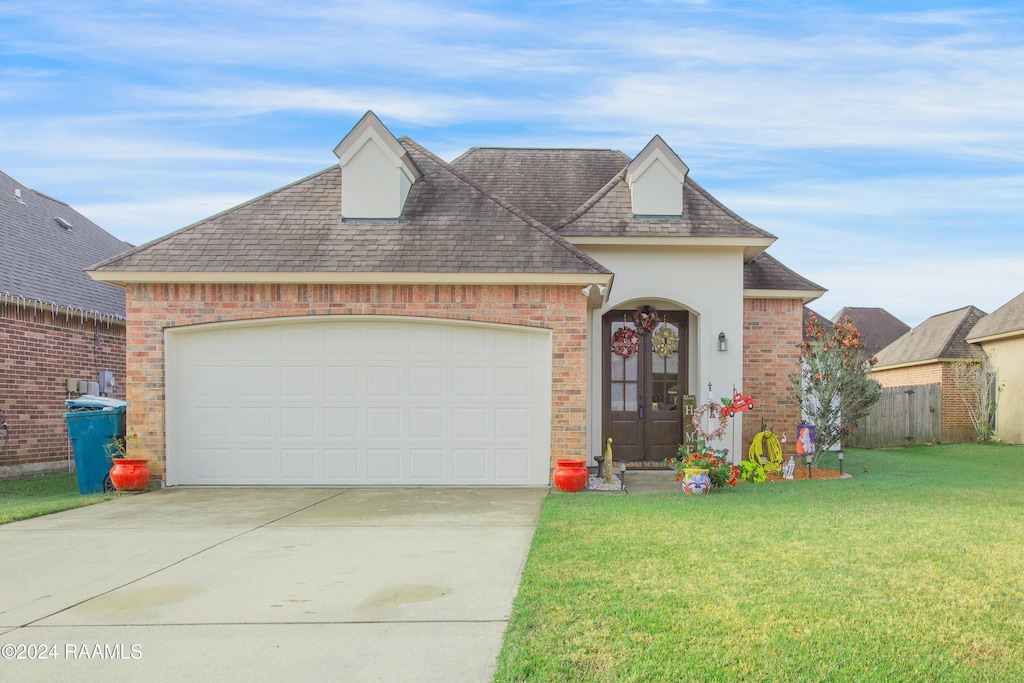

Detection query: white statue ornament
xmin=782 ymin=456 xmax=796 ymax=480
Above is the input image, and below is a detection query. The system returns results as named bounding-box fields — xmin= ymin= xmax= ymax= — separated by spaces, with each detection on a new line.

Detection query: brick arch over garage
xmin=125 ymin=283 xmax=589 ymax=484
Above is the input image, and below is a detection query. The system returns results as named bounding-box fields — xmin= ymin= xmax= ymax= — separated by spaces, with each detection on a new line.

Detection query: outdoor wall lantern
xmin=718 ymin=331 xmax=728 ymax=352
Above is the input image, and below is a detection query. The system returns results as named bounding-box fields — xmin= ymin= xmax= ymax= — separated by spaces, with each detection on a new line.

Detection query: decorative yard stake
xmin=604 ymin=437 xmax=615 ymax=486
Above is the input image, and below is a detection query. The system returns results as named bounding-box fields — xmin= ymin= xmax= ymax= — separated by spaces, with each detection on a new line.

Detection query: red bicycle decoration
xmin=611 ymin=326 xmax=640 ymax=358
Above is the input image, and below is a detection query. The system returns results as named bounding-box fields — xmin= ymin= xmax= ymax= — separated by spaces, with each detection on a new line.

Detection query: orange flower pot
xmin=552 ymin=458 xmax=588 ymax=492
xmin=109 ymin=459 xmax=150 ymax=491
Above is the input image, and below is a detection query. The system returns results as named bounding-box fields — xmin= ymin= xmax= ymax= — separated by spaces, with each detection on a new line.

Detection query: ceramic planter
xmin=682 ymin=467 xmax=711 ymax=494
xmin=109 ymin=458 xmax=150 ymax=491
xmin=552 ymin=458 xmax=588 ymax=492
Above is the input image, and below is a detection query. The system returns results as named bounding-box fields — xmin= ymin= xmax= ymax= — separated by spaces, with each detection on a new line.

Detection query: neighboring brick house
xmin=89 ymin=111 xmax=824 ymax=487
xmin=872 ymin=305 xmax=987 ymax=443
xmin=1 ymin=170 xmax=131 ymax=478
xmin=966 ymin=291 xmax=1024 ymax=444
xmin=831 ymin=306 xmax=910 ymax=362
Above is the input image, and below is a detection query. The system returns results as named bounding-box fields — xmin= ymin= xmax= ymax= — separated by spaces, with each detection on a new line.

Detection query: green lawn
xmin=496 ymin=445 xmax=1024 ymax=682
xmin=0 ymin=473 xmax=116 ymax=525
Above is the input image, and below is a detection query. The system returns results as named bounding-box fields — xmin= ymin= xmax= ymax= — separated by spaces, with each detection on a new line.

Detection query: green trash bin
xmin=63 ymin=396 xmax=126 ymax=495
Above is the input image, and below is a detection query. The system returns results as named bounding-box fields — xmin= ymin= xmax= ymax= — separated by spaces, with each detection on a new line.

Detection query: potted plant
xmin=665 ymin=445 xmax=739 ymax=494
xmin=105 ymin=430 xmax=150 ymax=491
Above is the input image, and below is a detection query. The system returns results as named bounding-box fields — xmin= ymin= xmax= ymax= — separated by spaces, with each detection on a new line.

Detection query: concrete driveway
xmin=0 ymin=486 xmax=546 ymax=682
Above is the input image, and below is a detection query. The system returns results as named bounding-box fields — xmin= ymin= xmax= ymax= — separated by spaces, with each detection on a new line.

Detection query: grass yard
xmin=0 ymin=473 xmax=116 ymax=525
xmin=496 ymin=444 xmax=1024 ymax=682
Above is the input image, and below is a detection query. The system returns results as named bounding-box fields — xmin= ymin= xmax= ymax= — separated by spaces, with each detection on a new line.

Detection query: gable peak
xmin=625 ymin=135 xmax=689 ymax=216
xmin=333 ymin=111 xmax=421 ymax=219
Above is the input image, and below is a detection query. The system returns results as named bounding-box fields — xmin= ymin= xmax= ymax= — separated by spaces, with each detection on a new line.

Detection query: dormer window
xmin=626 ymin=135 xmax=688 ymax=217
xmin=333 ymin=111 xmax=421 ymax=220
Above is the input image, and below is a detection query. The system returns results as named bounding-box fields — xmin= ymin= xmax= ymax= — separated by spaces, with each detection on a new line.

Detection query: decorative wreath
xmin=611 ymin=326 xmax=640 ymax=358
xmin=652 ymin=325 xmax=678 ymax=358
xmin=692 ymin=399 xmax=730 ymax=442
xmin=633 ymin=306 xmax=661 ymax=334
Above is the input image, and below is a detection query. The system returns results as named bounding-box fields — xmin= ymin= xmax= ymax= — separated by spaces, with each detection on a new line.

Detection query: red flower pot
xmin=109 ymin=459 xmax=150 ymax=491
xmin=552 ymin=458 xmax=588 ymax=492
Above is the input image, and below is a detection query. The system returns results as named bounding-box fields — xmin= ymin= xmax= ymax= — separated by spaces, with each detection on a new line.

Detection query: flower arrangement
xmin=665 ymin=446 xmax=739 ymax=490
xmin=105 ymin=430 xmax=139 ymax=459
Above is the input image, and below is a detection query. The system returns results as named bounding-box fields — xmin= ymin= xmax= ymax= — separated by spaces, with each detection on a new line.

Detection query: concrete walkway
xmin=0 ymin=487 xmax=546 ymax=682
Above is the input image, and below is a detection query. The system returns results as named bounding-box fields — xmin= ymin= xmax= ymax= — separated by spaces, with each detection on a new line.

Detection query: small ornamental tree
xmin=950 ymin=353 xmax=1003 ymax=443
xmin=792 ymin=314 xmax=881 ymax=464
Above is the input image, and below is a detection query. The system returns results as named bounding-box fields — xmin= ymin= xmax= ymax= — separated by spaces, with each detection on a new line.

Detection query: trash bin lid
xmin=65 ymin=395 xmax=127 ymax=410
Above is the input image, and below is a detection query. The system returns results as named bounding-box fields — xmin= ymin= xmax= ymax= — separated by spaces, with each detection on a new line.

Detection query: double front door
xmin=603 ymin=309 xmax=689 ymax=463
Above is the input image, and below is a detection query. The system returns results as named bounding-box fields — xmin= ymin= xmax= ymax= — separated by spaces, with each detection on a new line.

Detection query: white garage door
xmin=165 ymin=317 xmax=552 ymax=486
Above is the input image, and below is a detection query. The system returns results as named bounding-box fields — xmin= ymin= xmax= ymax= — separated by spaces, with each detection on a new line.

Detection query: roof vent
xmin=55 ymin=216 xmax=73 ymax=230
xmin=14 ymin=188 xmax=26 ymax=205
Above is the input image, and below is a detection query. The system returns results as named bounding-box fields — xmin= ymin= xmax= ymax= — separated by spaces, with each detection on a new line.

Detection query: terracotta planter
xmin=109 ymin=459 xmax=150 ymax=491
xmin=552 ymin=458 xmax=588 ymax=492
xmin=682 ymin=467 xmax=711 ymax=495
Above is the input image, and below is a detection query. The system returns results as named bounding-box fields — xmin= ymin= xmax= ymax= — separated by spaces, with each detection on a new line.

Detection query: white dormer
xmin=625 ymin=135 xmax=689 ymax=217
xmin=333 ymin=111 xmax=421 ymax=220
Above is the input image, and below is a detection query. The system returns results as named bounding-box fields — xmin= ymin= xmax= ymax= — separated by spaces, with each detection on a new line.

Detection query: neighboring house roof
xmin=966 ymin=291 xmax=1024 ymax=343
xmin=0 ymin=169 xmax=131 ymax=318
xmin=744 ymin=252 xmax=825 ymax=300
xmin=874 ymin=306 xmax=987 ymax=369
xmin=831 ymin=307 xmax=911 ymax=358
xmin=803 ymin=307 xmax=835 ymax=340
xmin=91 ymin=138 xmax=609 ymax=279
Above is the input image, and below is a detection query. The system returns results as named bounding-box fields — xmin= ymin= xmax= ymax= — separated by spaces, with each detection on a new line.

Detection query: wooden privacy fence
xmin=850 ymin=383 xmax=941 ymax=449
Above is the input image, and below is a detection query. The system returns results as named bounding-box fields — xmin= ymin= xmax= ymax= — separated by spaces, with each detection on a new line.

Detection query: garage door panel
xmin=281 ymin=448 xmax=317 ymax=480
xmin=324 ymin=407 xmax=358 ymax=438
xmin=238 ymin=365 xmax=273 ymax=398
xmin=168 ymin=318 xmax=551 ymax=486
xmin=409 ymin=408 xmax=443 ymax=438
xmin=324 ymin=366 xmax=358 ymax=396
xmin=238 ymin=448 xmax=273 ymax=480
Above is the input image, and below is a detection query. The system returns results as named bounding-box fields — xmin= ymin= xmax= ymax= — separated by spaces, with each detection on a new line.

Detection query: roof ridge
xmin=552 ymin=167 xmax=628 ymax=231
xmin=938 ymin=306 xmax=985 ymax=356
xmin=90 ymin=165 xmax=339 ymax=270
xmin=398 ymin=137 xmax=611 ymax=275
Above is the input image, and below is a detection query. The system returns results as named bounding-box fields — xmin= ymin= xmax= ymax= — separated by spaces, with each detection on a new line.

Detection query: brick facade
xmin=873 ymin=363 xmax=976 ymax=443
xmin=742 ymin=298 xmax=803 ymax=454
xmin=125 ymin=282 xmax=589 ymax=484
xmin=0 ymin=303 xmax=126 ymax=478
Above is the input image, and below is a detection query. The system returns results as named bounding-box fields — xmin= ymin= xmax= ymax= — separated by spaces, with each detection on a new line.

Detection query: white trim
xmin=744 ymin=288 xmax=825 ymax=303
xmin=88 ymin=270 xmax=614 ymax=287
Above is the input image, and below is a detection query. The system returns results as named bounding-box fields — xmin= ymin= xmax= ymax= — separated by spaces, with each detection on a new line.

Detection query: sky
xmin=2 ymin=1 xmax=1023 ymax=327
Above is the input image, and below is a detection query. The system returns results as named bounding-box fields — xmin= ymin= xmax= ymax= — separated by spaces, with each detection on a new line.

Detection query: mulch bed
xmin=765 ymin=466 xmax=845 ymax=481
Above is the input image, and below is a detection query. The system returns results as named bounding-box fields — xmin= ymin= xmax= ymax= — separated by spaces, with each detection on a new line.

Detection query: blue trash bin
xmin=63 ymin=396 xmax=127 ymax=495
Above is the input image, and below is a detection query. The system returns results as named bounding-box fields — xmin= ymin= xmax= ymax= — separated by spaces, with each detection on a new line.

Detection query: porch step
xmin=623 ymin=461 xmax=672 ymax=470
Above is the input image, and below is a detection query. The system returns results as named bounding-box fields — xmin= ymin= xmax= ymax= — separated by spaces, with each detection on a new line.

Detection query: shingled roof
xmin=744 ymin=253 xmax=825 ymax=297
xmin=91 ymin=138 xmax=608 ymax=278
xmin=450 ymin=148 xmax=631 ymax=227
xmin=832 ymin=307 xmax=911 ymax=359
xmin=1 ymin=169 xmax=131 ymax=318
xmin=451 ymin=147 xmax=776 ymax=243
xmin=967 ymin=291 xmax=1024 ymax=342
xmin=874 ymin=306 xmax=987 ymax=369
